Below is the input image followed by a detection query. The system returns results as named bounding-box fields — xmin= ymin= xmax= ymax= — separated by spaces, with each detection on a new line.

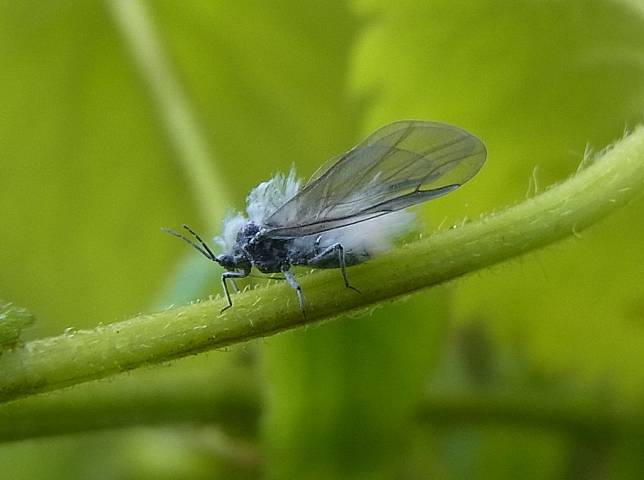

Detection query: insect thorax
xmin=236 ymin=222 xmax=290 ymax=273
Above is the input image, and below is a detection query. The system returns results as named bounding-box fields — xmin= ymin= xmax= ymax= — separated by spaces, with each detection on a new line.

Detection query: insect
xmin=164 ymin=120 xmax=486 ymax=313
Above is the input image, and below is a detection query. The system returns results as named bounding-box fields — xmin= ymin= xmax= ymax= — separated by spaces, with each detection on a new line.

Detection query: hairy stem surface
xmin=1 ymin=127 xmax=643 ymax=403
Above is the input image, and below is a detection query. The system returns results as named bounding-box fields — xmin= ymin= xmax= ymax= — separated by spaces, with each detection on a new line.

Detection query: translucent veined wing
xmin=263 ymin=120 xmax=486 ymax=238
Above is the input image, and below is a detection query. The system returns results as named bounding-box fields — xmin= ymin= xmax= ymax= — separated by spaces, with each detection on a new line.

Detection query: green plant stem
xmin=108 ymin=0 xmax=232 ymax=306
xmin=107 ymin=0 xmax=229 ymax=222
xmin=1 ymin=127 xmax=643 ymax=403
xmin=1 ymin=374 xmax=635 ymax=443
xmin=0 ymin=355 xmax=259 ymax=442
xmin=418 ymin=389 xmax=627 ymax=439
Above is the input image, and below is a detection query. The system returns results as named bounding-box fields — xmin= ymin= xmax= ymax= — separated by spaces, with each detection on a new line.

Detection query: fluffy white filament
xmin=214 ymin=168 xmax=414 ymax=256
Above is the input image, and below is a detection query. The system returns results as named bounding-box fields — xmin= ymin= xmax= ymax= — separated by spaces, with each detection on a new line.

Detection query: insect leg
xmin=221 ymin=270 xmax=250 ymax=313
xmin=311 ymin=243 xmax=361 ymax=294
xmin=281 ymin=266 xmax=305 ymax=314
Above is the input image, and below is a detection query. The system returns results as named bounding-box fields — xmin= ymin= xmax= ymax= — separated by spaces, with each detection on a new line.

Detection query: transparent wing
xmin=263 ymin=120 xmax=486 ymax=238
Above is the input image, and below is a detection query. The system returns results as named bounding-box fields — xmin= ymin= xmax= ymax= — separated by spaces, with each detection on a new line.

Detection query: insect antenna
xmin=161 ymin=224 xmax=217 ymax=262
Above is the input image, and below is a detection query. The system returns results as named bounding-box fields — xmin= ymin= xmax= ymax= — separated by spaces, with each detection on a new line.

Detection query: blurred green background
xmin=2 ymin=0 xmax=644 ymax=478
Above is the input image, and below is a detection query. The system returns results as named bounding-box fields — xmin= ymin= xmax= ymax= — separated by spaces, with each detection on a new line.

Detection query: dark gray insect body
xmin=164 ymin=120 xmax=487 ymax=313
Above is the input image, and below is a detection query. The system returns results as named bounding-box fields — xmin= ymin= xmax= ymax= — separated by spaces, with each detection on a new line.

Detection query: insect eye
xmin=216 ymin=254 xmax=236 ymax=269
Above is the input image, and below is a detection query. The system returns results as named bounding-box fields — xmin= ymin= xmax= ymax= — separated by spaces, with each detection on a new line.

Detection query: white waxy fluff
xmin=291 ymin=209 xmax=414 ymax=258
xmin=323 ymin=209 xmax=414 ymax=255
xmin=214 ymin=168 xmax=301 ymax=254
xmin=214 ymin=167 xmax=414 ymax=256
xmin=213 ymin=213 xmax=246 ymax=254
xmin=246 ymin=167 xmax=301 ymax=224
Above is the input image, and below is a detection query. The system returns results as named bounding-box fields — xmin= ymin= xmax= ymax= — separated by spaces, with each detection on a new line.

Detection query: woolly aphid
xmin=164 ymin=120 xmax=486 ymax=314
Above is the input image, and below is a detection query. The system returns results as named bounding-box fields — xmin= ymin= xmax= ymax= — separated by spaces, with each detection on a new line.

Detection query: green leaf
xmin=351 ymin=0 xmax=644 ymax=401
xmin=0 ymin=2 xmax=195 ymax=336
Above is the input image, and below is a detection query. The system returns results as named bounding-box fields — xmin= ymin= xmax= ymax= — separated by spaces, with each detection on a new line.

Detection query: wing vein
xmin=262 ymin=121 xmax=486 ymax=238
